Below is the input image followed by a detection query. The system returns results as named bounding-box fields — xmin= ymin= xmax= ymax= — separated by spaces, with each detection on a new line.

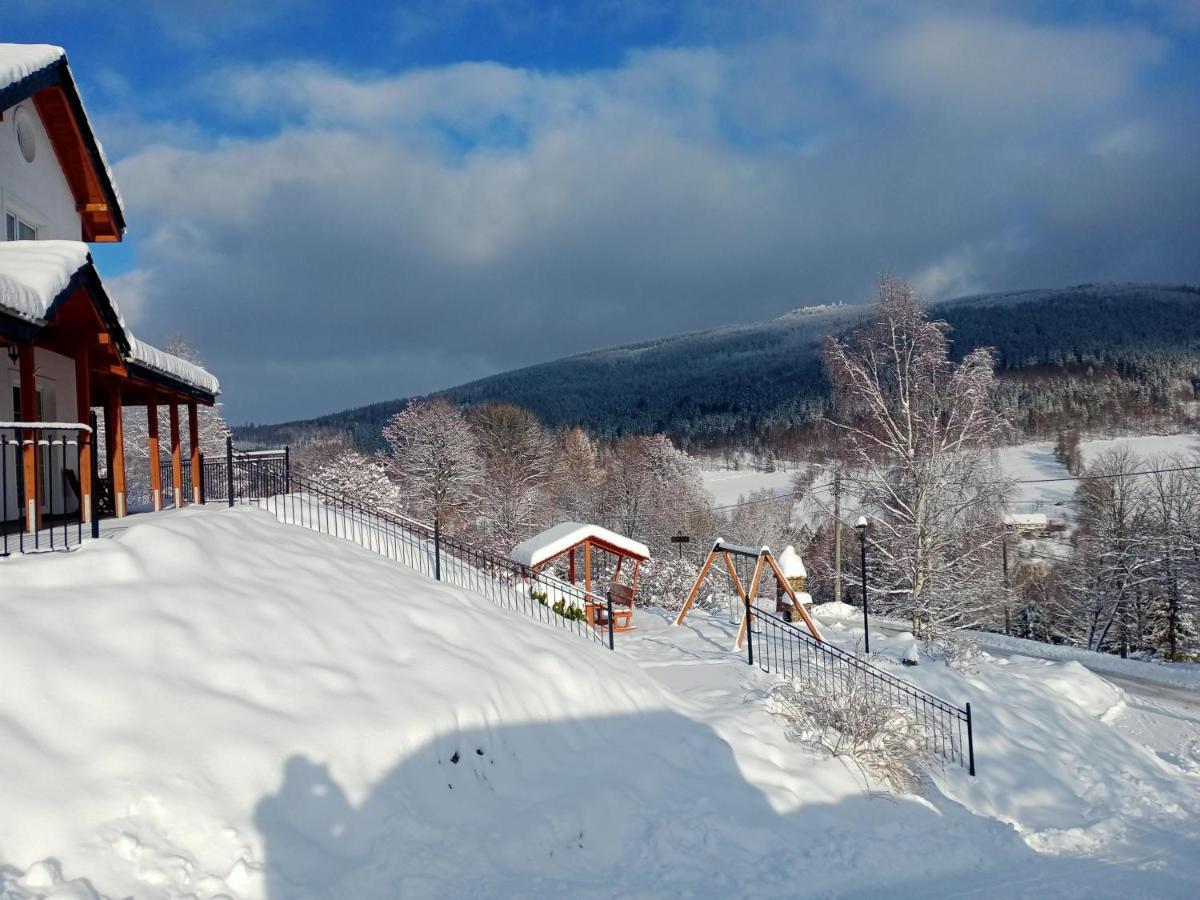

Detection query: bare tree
xmin=382 ymin=398 xmax=481 ymax=528
xmin=468 ymin=403 xmax=555 ymax=552
xmin=600 ymin=434 xmax=711 ymax=552
xmin=823 ymin=276 xmax=1011 ymax=634
xmin=553 ymin=426 xmax=604 ymax=521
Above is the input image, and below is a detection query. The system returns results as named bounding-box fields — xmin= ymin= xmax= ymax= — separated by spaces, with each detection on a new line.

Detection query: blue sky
xmin=7 ymin=1 xmax=1200 ymax=422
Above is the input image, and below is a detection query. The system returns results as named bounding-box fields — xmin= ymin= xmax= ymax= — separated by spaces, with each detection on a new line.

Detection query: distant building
xmin=1 ymin=44 xmax=218 ymax=534
xmin=1003 ymin=513 xmax=1050 ymax=536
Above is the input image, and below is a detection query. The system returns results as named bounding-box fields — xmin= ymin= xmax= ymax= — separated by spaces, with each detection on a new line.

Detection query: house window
xmin=5 ymin=213 xmax=36 ymax=241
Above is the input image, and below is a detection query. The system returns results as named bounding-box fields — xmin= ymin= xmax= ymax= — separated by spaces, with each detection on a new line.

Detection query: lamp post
xmin=855 ymin=515 xmax=870 ymax=654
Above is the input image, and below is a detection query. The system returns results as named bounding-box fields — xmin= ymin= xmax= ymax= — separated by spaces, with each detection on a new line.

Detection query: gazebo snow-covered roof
xmin=511 ymin=522 xmax=650 ymax=633
xmin=511 ymin=522 xmax=650 ymax=569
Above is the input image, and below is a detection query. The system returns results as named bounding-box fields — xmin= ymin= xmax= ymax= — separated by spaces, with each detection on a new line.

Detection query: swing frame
xmin=674 ymin=539 xmax=823 ymax=649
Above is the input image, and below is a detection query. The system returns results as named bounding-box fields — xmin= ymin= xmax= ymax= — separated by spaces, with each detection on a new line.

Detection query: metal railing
xmin=748 ymin=601 xmax=975 ymax=774
xmin=1 ymin=421 xmax=88 ymax=556
xmin=158 ymin=440 xmax=290 ymax=507
xmin=238 ymin=474 xmax=609 ymax=648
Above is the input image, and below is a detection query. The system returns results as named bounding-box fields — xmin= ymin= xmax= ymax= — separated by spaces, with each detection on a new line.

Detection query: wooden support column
xmin=147 ymin=390 xmax=162 ymax=511
xmin=104 ymin=380 xmax=127 ymax=517
xmin=169 ymin=402 xmax=183 ymax=508
xmin=584 ymin=540 xmax=592 ymax=598
xmin=569 ymin=548 xmax=576 ymax=584
xmin=74 ymin=345 xmax=92 ymax=523
xmin=18 ymin=344 xmax=39 ymax=532
xmin=187 ymin=401 xmax=201 ymax=504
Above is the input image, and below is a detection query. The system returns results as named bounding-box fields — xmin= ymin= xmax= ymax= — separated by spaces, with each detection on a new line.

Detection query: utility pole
xmin=1002 ymin=534 xmax=1011 ymax=635
xmin=833 ymin=471 xmax=843 ymax=605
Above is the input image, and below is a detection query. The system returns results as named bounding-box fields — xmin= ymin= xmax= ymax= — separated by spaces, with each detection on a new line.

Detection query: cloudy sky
xmin=9 ymin=1 xmax=1200 ymax=422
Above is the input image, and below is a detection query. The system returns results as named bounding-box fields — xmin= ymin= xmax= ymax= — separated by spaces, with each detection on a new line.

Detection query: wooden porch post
xmin=18 ymin=344 xmax=39 ymax=532
xmin=187 ymin=400 xmax=201 ymax=504
xmin=569 ymin=547 xmax=576 ymax=584
xmin=74 ymin=344 xmax=92 ymax=523
xmin=105 ymin=380 xmax=127 ymax=517
xmin=169 ymin=402 xmax=183 ymax=508
xmin=147 ymin=389 xmax=162 ymax=511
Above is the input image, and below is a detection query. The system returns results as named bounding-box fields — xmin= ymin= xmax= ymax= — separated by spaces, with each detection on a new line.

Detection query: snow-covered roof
xmin=0 ymin=44 xmax=125 ymax=224
xmin=777 ymin=545 xmax=806 ymax=579
xmin=511 ymin=522 xmax=651 ymax=568
xmin=1003 ymin=513 xmax=1048 ymax=527
xmin=0 ymin=241 xmax=219 ymax=396
xmin=127 ymin=336 xmax=220 ymax=397
xmin=0 ymin=241 xmax=90 ymax=324
xmin=0 ymin=43 xmax=63 ymax=93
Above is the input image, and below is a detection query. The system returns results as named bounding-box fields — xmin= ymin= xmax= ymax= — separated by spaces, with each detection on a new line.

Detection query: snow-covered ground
xmin=996 ymin=432 xmax=1200 ymax=515
xmin=1 ymin=507 xmax=1199 ymax=898
xmin=701 ymin=432 xmax=1200 ymax=517
xmin=700 ymin=467 xmax=798 ymax=506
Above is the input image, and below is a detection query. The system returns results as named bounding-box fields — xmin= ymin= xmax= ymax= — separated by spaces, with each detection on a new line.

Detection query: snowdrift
xmin=0 ymin=507 xmax=1198 ymax=898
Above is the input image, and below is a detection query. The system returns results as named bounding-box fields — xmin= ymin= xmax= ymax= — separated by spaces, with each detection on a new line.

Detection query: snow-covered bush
xmin=925 ymin=632 xmax=984 ymax=674
xmin=636 ymin=557 xmax=705 ymax=613
xmin=769 ymin=671 xmax=930 ymax=791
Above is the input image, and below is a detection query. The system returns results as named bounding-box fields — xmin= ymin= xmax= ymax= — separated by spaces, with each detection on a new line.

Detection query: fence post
xmin=966 ymin=702 xmax=976 ymax=777
xmin=607 ymin=594 xmax=615 ymax=650
xmin=226 ymin=436 xmax=235 ymax=507
xmin=2 ymin=429 xmax=8 ymax=556
xmin=284 ymin=445 xmax=291 ymax=491
xmin=434 ymin=513 xmax=442 ymax=581
xmin=198 ymin=453 xmax=206 ymax=504
xmin=744 ymin=591 xmax=754 ymax=667
xmin=89 ymin=412 xmax=100 ymax=540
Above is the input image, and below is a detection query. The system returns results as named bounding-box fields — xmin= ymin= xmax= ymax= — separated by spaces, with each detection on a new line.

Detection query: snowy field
xmin=1 ymin=506 xmax=1199 ymax=897
xmin=701 ymin=431 xmax=1200 ymax=516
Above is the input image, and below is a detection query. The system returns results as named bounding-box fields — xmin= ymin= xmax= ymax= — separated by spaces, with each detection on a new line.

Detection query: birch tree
xmin=823 ymin=276 xmax=1010 ymax=633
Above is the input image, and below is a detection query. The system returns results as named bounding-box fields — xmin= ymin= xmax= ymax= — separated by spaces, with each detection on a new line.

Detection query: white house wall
xmin=1 ymin=347 xmax=82 ymax=521
xmin=0 ymin=99 xmax=81 ymax=241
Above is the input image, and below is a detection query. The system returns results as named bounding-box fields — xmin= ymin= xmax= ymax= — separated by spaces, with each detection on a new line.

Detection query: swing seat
xmin=594 ymin=583 xmax=637 ymax=632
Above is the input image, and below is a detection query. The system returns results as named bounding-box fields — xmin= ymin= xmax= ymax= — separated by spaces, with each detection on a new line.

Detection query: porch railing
xmin=1 ymin=421 xmax=89 ymax=556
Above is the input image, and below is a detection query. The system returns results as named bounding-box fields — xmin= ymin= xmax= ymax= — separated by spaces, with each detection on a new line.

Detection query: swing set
xmin=674 ymin=539 xmax=824 ymax=649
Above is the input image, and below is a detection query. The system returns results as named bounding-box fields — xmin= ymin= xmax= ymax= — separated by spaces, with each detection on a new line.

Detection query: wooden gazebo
xmin=511 ymin=523 xmax=651 ymax=631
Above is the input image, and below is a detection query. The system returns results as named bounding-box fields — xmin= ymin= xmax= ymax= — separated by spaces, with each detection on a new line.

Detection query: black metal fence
xmin=748 ymin=601 xmax=976 ymax=775
xmin=158 ymin=441 xmax=290 ymax=507
xmin=239 ymin=474 xmax=609 ymax=648
xmin=1 ymin=423 xmax=88 ymax=556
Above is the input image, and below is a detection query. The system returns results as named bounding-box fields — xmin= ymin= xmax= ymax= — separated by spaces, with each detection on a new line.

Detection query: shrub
xmin=769 ymin=668 xmax=931 ymax=791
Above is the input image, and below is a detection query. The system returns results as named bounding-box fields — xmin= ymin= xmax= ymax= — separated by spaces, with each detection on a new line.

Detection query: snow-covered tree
xmin=314 ymin=447 xmax=404 ymax=517
xmin=599 ymin=433 xmax=712 ymax=553
xmin=468 ymin=403 xmax=555 ymax=553
xmin=823 ymin=276 xmax=1011 ymax=634
xmin=382 ymin=398 xmax=480 ymax=528
xmin=553 ymin=427 xmax=604 ymax=522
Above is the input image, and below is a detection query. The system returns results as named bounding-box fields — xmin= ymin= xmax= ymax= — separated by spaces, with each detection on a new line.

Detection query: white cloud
xmin=108 ymin=5 xmax=1200 ymax=421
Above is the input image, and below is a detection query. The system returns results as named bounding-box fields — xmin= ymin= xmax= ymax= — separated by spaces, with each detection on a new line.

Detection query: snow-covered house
xmin=1002 ymin=513 xmax=1050 ymax=536
xmin=1 ymin=44 xmax=218 ymax=535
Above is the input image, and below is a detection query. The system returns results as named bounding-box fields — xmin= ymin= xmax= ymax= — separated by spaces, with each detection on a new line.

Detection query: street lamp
xmin=855 ymin=516 xmax=870 ymax=654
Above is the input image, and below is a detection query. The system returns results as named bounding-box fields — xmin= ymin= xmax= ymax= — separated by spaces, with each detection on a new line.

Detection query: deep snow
xmin=1 ymin=507 xmax=1199 ymax=898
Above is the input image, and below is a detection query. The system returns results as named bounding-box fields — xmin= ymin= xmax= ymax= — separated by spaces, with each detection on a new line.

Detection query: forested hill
xmin=236 ymin=283 xmax=1200 ymax=450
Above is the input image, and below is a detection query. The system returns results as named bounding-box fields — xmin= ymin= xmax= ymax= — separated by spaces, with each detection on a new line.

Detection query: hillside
xmin=3 ymin=506 xmax=1200 ymax=897
xmin=237 ymin=283 xmax=1200 ymax=449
